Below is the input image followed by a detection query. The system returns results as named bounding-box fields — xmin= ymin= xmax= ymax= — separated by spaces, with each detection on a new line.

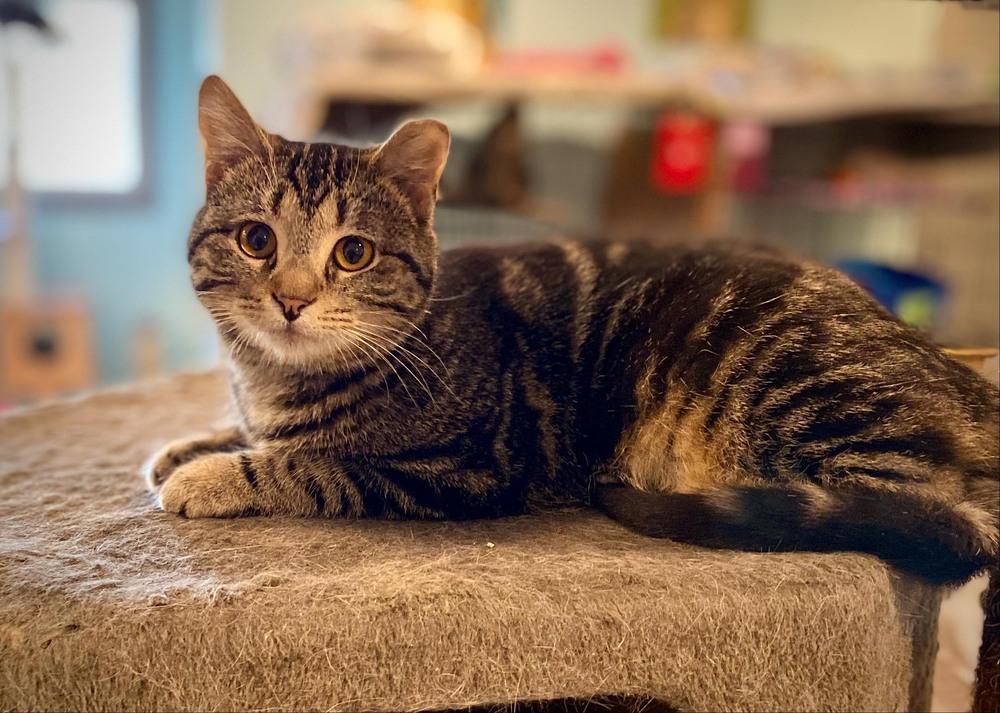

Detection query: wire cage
xmin=433 ymin=204 xmax=564 ymax=250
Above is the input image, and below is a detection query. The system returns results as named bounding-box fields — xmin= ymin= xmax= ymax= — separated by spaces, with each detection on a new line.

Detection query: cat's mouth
xmin=267 ymin=323 xmax=306 ymax=343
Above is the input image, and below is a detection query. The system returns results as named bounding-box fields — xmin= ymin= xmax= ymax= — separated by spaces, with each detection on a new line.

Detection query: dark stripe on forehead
xmin=271 ymin=182 xmax=286 ymax=214
xmin=304 ymin=144 xmax=333 ymax=217
xmin=336 ymin=195 xmax=349 ymax=226
xmin=285 ymin=149 xmax=304 ymax=202
xmin=333 ymin=151 xmax=348 ymax=186
xmin=307 ymin=144 xmax=332 ymax=183
xmin=333 ymin=149 xmax=351 ymax=226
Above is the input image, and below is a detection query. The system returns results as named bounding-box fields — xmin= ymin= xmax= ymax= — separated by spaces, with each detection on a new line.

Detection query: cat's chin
xmin=255 ymin=325 xmax=338 ymax=366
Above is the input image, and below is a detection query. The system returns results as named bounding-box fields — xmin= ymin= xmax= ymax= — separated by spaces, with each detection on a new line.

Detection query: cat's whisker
xmin=352 ymin=321 xmax=456 ymax=399
xmin=394 ymin=322 xmax=453 ymax=381
xmin=340 ymin=334 xmax=394 ymax=407
xmin=373 ymin=312 xmax=432 ymax=343
xmin=346 ymin=324 xmax=439 ymax=404
xmin=320 ymin=309 xmax=438 ymax=379
xmin=351 ymin=330 xmax=436 ymax=408
xmin=429 ymin=286 xmax=477 ymax=302
xmin=348 ymin=330 xmax=421 ymax=409
xmin=351 ymin=326 xmax=438 ymax=406
xmin=358 ymin=317 xmax=435 ymax=357
xmin=337 ymin=308 xmax=432 ymax=342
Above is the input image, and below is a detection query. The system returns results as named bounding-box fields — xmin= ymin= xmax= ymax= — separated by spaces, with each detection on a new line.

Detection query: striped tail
xmin=595 ymin=482 xmax=995 ymax=585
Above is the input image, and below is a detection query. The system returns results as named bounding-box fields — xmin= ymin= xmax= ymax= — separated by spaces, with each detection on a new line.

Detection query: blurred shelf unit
xmin=269 ymin=26 xmax=999 ymax=349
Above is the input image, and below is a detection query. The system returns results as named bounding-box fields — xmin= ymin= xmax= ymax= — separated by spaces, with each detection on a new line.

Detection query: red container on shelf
xmin=650 ymin=111 xmax=716 ymax=195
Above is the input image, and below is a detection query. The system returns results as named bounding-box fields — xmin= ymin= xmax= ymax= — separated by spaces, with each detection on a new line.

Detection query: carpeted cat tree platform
xmin=0 ymin=372 xmax=943 ymax=712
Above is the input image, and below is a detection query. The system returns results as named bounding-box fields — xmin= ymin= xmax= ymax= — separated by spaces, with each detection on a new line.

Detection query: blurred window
xmin=0 ymin=0 xmax=143 ymax=195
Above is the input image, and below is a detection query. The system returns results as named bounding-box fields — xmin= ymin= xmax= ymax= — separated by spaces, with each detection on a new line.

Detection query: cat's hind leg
xmin=609 ymin=393 xmax=735 ymax=495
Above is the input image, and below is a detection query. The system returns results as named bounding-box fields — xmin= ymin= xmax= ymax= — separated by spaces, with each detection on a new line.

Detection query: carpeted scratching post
xmin=973 ymin=569 xmax=999 ymax=713
xmin=0 ymin=371 xmax=945 ymax=712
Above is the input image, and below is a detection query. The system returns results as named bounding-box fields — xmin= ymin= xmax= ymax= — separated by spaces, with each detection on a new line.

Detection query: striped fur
xmin=147 ymin=77 xmax=999 ymax=708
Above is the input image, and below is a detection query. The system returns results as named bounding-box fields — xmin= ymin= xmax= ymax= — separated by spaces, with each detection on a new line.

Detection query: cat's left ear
xmin=376 ymin=120 xmax=450 ymax=216
xmin=198 ymin=75 xmax=270 ymax=187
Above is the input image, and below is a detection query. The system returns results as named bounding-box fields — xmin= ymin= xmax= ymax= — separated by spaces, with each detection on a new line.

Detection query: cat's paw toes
xmin=157 ymin=453 xmax=253 ymax=519
xmin=142 ymin=438 xmax=198 ymax=490
xmin=143 ymin=428 xmax=245 ymax=490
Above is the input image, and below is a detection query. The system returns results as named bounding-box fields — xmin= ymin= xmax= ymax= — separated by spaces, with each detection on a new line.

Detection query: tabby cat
xmin=146 ymin=76 xmax=999 ymax=710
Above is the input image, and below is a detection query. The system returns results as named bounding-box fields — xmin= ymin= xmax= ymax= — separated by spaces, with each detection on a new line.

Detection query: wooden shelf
xmin=275 ymin=66 xmax=1000 ymax=137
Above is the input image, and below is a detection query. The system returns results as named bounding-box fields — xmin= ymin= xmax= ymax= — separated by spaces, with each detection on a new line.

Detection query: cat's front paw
xmin=157 ymin=453 xmax=256 ymax=519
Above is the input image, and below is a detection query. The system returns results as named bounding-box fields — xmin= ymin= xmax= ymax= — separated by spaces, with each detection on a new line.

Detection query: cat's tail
xmin=594 ymin=481 xmax=996 ymax=584
xmin=594 ymin=481 xmax=999 ymax=708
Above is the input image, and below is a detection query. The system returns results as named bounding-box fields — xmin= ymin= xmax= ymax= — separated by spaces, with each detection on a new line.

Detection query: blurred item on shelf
xmin=722 ymin=120 xmax=771 ymax=194
xmin=278 ymin=0 xmax=486 ymax=82
xmin=489 ymin=45 xmax=628 ymax=77
xmin=650 ymin=111 xmax=717 ymax=195
xmin=0 ymin=297 xmax=96 ymax=405
xmin=936 ymin=0 xmax=999 ymax=10
xmin=443 ymin=104 xmax=531 ymax=213
xmin=653 ymin=0 xmax=751 ymax=43
xmin=408 ymin=0 xmax=493 ymax=52
xmin=130 ymin=318 xmax=165 ymax=382
xmin=836 ymin=260 xmax=946 ymax=333
xmin=748 ymin=175 xmax=990 ymax=214
xmin=941 ymin=348 xmax=999 ymax=378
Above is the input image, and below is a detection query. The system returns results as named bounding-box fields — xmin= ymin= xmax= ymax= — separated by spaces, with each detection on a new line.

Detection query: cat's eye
xmin=332 ymin=236 xmax=375 ymax=271
xmin=237 ymin=222 xmax=277 ymax=259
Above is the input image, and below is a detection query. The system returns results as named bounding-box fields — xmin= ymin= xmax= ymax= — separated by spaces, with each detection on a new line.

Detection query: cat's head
xmin=188 ymin=75 xmax=449 ymax=372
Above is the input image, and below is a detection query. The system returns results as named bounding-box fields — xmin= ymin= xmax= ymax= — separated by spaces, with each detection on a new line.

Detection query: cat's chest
xmin=233 ymin=367 xmax=464 ymax=454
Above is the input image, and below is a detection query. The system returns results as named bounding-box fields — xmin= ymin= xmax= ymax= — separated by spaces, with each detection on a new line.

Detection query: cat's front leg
xmin=153 ymin=449 xmax=356 ymax=519
xmin=143 ymin=426 xmax=246 ymax=489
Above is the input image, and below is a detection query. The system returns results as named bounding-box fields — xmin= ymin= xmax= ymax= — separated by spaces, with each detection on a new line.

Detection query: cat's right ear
xmin=375 ymin=119 xmax=450 ymax=217
xmin=198 ymin=75 xmax=268 ymax=186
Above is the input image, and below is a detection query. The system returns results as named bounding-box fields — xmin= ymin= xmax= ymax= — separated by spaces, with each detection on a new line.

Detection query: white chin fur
xmin=260 ymin=332 xmax=334 ymax=365
xmin=225 ymin=316 xmax=370 ymax=371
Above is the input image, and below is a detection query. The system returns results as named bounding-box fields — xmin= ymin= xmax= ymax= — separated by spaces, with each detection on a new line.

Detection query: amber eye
xmin=237 ymin=222 xmax=277 ymax=259
xmin=332 ymin=236 xmax=375 ymax=271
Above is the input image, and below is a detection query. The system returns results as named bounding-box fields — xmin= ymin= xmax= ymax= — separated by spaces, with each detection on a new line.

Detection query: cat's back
xmin=435 ymin=235 xmax=995 ymax=426
xmin=438 ymin=236 xmax=810 ymax=286
xmin=435 ymin=237 xmax=813 ymax=328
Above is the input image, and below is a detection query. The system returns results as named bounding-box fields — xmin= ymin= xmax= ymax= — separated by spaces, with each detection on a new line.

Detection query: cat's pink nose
xmin=272 ymin=294 xmax=314 ymax=322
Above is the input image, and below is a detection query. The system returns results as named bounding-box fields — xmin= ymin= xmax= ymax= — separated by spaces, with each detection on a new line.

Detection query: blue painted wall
xmin=22 ymin=0 xmax=219 ymax=385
